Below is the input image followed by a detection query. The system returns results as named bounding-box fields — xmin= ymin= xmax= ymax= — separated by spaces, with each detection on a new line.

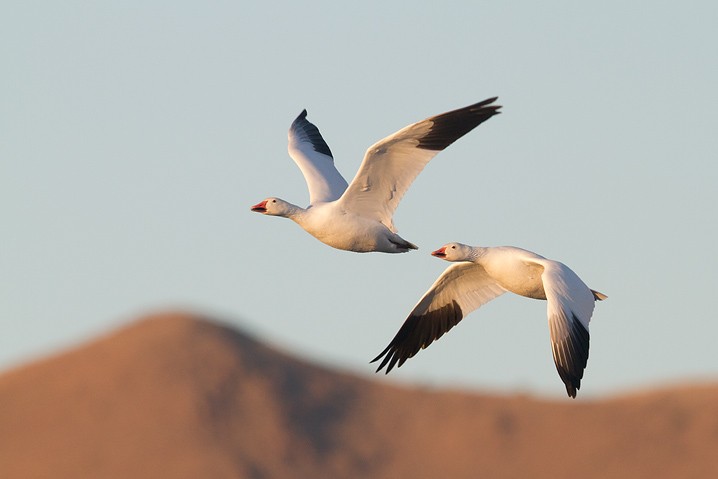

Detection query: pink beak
xmin=431 ymin=246 xmax=447 ymax=258
xmin=250 ymin=200 xmax=268 ymax=213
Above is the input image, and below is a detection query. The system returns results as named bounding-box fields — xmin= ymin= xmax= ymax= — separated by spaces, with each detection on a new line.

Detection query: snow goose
xmin=250 ymin=98 xmax=500 ymax=253
xmin=372 ymin=243 xmax=607 ymax=398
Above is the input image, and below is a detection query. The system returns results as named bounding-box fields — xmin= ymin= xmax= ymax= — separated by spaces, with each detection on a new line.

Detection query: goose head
xmin=431 ymin=242 xmax=473 ymax=262
xmin=250 ymin=197 xmax=295 ymax=217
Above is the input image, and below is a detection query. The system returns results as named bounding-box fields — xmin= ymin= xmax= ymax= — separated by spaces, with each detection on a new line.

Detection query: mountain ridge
xmin=1 ymin=311 xmax=716 ymax=479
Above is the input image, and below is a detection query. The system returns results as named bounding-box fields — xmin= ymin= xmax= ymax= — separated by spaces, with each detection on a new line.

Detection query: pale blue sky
xmin=2 ymin=2 xmax=717 ymax=398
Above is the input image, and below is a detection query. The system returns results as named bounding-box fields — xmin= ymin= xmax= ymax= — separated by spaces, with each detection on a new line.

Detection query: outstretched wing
xmin=339 ymin=98 xmax=501 ymax=232
xmin=539 ymin=259 xmax=598 ymax=398
xmin=372 ymin=262 xmax=506 ymax=373
xmin=287 ymin=110 xmax=349 ymax=205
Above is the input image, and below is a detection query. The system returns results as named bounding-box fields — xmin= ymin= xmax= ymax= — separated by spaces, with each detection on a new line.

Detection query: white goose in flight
xmin=251 ymin=98 xmax=500 ymax=253
xmin=372 ymin=243 xmax=607 ymax=398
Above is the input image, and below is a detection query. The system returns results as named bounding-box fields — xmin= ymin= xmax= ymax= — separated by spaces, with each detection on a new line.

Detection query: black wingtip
xmin=292 ymin=109 xmax=309 ymax=124
xmin=371 ymin=345 xmax=394 ymax=374
xmin=370 ymin=347 xmax=388 ymax=366
xmin=290 ymin=108 xmax=333 ymax=158
xmin=416 ymin=97 xmax=502 ymax=151
xmin=554 ymin=315 xmax=589 ymax=399
xmin=370 ymin=301 xmax=464 ymax=376
xmin=476 ymin=96 xmax=499 ymax=106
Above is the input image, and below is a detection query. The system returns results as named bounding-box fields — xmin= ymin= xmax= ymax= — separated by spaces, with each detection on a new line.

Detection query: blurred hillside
xmin=0 ymin=312 xmax=716 ymax=479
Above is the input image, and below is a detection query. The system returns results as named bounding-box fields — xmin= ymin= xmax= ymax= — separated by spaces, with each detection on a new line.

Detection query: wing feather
xmin=372 ymin=262 xmax=506 ymax=372
xmin=339 ymin=98 xmax=500 ymax=231
xmin=287 ymin=110 xmax=348 ymax=205
xmin=540 ymin=260 xmax=597 ymax=398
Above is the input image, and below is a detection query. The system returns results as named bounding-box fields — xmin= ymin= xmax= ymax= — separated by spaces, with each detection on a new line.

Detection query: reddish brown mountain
xmin=0 ymin=312 xmax=716 ymax=478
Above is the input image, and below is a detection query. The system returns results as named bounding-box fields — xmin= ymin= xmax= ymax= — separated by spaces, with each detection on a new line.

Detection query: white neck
xmin=282 ymin=202 xmax=308 ymax=225
xmin=467 ymin=245 xmax=488 ymax=262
